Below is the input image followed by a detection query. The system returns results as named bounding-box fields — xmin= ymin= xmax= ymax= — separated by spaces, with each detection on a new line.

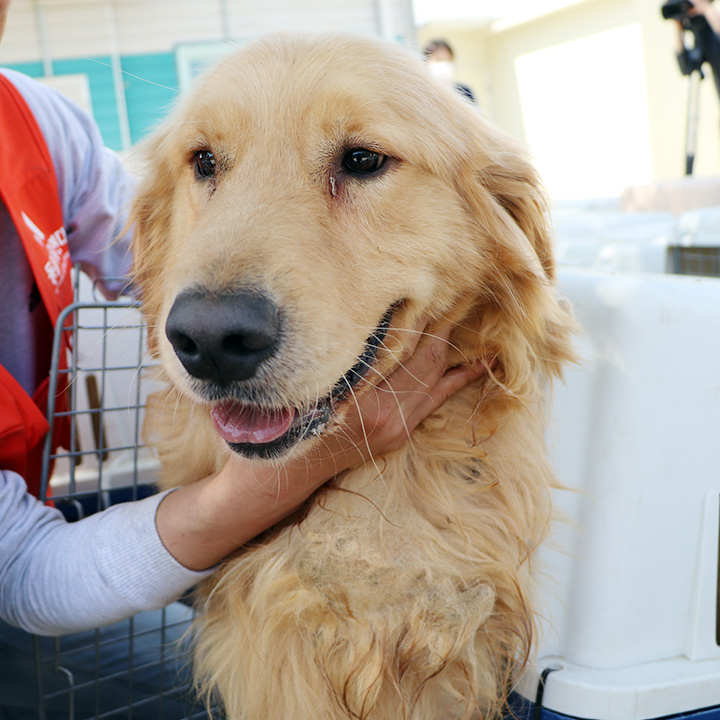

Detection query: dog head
xmin=131 ymin=33 xmax=572 ymax=460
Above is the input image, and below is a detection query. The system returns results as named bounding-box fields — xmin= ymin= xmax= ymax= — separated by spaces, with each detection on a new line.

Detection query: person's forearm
xmin=154 ymin=437 xmax=359 ymax=571
xmin=0 ymin=473 xmax=207 ymax=635
xmin=0 ymin=326 xmax=481 ymax=633
xmin=155 ymin=462 xmax=304 ymax=571
xmin=155 ymin=327 xmax=486 ymax=572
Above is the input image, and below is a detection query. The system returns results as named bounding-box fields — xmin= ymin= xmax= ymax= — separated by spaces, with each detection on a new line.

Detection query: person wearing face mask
xmin=424 ymin=38 xmax=476 ymax=104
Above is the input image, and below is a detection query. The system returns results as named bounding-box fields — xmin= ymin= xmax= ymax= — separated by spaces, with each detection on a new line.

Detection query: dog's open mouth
xmin=210 ymin=306 xmax=396 ymax=459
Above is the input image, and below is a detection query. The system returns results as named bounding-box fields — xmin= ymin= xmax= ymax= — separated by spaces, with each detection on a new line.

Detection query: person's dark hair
xmin=423 ymin=39 xmax=454 ymax=59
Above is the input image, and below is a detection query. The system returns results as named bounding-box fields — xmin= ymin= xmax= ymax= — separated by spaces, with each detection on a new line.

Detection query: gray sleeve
xmin=0 ymin=69 xmax=136 ymax=296
xmin=0 ymin=471 xmax=210 ymax=636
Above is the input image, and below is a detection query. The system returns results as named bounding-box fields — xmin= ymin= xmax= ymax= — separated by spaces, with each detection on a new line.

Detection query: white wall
xmin=514 ymin=23 xmax=653 ymax=200
xmin=419 ymin=0 xmax=720 ymax=204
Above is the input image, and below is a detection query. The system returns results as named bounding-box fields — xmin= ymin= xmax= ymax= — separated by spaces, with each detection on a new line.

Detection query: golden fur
xmin=130 ymin=33 xmax=574 ymax=720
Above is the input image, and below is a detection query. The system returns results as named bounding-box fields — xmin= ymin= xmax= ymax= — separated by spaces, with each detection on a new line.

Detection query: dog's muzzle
xmin=165 ymin=288 xmax=397 ymax=459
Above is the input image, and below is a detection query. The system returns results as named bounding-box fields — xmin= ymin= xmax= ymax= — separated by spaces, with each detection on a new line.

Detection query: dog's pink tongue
xmin=211 ymin=401 xmax=294 ymax=444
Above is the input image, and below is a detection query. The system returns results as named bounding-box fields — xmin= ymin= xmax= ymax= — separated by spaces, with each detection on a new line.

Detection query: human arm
xmin=155 ymin=322 xmax=484 ymax=571
xmin=0 ymin=323 xmax=480 ymax=633
xmin=0 ymin=470 xmax=206 ymax=636
xmin=689 ymin=0 xmax=720 ymax=36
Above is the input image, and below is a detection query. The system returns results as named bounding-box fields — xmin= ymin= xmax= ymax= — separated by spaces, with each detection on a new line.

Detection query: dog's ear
xmin=444 ymin=115 xmax=575 ymax=399
xmin=128 ymin=129 xmax=176 ymax=352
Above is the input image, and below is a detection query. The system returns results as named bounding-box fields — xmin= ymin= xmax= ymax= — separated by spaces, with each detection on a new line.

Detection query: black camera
xmin=661 ymin=0 xmax=694 ymax=19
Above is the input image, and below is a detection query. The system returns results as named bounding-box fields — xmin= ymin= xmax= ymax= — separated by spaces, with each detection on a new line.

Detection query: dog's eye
xmin=194 ymin=150 xmax=216 ymax=179
xmin=341 ymin=148 xmax=385 ymax=175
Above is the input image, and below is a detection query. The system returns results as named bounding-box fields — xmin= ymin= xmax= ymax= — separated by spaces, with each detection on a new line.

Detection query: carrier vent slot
xmin=669 ymin=246 xmax=720 ymax=277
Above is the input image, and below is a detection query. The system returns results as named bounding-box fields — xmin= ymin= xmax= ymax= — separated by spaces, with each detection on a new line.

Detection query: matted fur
xmin=131 ymin=33 xmax=574 ymax=720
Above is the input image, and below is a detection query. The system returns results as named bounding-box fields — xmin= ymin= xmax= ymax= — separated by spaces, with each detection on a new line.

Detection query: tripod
xmin=683 ymin=44 xmax=706 ymax=176
xmin=685 ymin=65 xmax=704 ymax=175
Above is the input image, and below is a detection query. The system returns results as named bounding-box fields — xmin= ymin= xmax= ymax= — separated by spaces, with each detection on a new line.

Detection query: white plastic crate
xmin=516 ymin=269 xmax=720 ymax=719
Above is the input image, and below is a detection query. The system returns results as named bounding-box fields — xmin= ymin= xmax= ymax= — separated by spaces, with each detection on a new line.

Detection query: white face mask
xmin=428 ymin=60 xmax=455 ymax=83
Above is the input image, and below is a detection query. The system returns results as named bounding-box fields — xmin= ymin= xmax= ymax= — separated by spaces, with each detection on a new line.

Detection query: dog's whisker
xmin=78 ymin=57 xmax=180 ymax=93
xmin=340 ymin=378 xmax=388 ymax=484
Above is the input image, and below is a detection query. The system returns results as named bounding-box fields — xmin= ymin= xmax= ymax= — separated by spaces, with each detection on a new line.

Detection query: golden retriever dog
xmin=130 ymin=32 xmax=573 ymax=720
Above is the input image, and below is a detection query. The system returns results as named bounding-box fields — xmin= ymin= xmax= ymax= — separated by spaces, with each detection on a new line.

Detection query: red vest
xmin=0 ymin=73 xmax=73 ymax=498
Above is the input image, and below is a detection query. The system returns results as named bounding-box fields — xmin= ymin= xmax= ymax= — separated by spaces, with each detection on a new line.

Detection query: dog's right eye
xmin=194 ymin=150 xmax=217 ymax=180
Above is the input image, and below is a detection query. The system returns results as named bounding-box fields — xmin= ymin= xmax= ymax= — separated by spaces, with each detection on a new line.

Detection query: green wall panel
xmin=4 ymin=52 xmax=180 ymax=151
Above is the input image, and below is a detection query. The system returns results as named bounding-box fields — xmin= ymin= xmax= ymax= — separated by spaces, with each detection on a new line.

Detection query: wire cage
xmin=0 ymin=274 xmax=212 ymax=720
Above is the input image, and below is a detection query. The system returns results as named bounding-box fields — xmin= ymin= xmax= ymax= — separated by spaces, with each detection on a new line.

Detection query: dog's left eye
xmin=194 ymin=150 xmax=217 ymax=179
xmin=341 ymin=148 xmax=385 ymax=175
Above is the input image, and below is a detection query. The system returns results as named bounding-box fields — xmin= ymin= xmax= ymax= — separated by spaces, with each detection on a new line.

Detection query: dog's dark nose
xmin=165 ymin=290 xmax=280 ymax=384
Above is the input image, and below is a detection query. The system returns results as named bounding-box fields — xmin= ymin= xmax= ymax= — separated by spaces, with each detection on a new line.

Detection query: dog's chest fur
xmin=188 ymin=392 xmax=551 ymax=719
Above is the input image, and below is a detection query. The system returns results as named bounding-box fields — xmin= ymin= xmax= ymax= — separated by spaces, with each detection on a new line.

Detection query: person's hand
xmin=156 ymin=319 xmax=485 ymax=570
xmin=318 ymin=319 xmax=485 ymax=468
xmin=675 ymin=18 xmax=687 ymax=53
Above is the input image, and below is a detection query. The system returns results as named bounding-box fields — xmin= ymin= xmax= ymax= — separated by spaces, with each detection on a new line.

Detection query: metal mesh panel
xmin=22 ymin=291 xmax=214 ymax=720
xmin=33 ymin=607 xmax=206 ymax=720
